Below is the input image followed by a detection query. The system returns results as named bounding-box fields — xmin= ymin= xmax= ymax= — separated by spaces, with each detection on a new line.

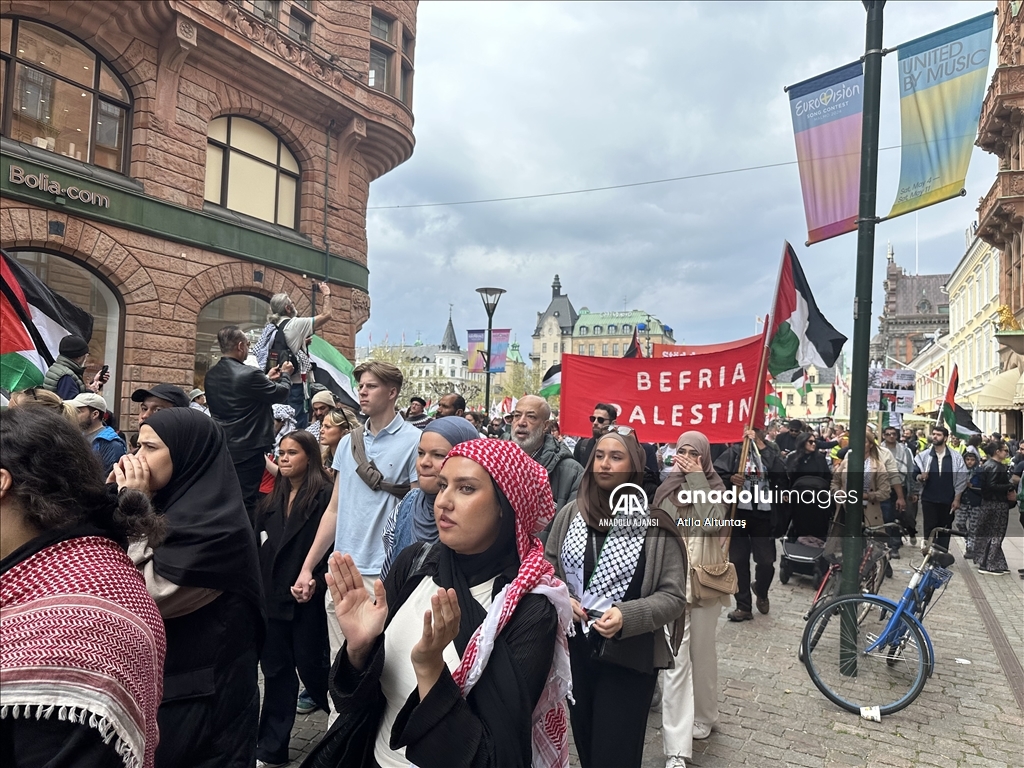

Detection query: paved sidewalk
xmin=269 ymin=525 xmax=1024 ymax=768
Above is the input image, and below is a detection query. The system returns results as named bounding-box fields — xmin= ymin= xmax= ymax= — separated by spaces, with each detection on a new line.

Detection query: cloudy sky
xmin=359 ymin=0 xmax=998 ymax=361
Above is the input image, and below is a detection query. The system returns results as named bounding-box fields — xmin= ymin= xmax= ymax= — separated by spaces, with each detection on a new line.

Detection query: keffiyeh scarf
xmin=561 ymin=510 xmax=647 ymax=617
xmin=273 ymin=403 xmax=297 ymax=454
xmin=0 ymin=536 xmax=165 ymax=768
xmin=253 ymin=321 xmax=312 ymax=376
xmin=444 ymin=439 xmax=574 ymax=768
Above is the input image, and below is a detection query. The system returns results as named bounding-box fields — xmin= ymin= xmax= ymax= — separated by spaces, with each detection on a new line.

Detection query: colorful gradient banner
xmin=467 ymin=329 xmax=511 ymax=373
xmin=887 ymin=13 xmax=994 ymax=219
xmin=788 ymin=62 xmax=864 ymax=245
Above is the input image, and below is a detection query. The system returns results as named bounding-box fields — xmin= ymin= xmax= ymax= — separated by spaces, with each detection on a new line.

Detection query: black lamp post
xmin=476 ymin=286 xmax=506 ymax=415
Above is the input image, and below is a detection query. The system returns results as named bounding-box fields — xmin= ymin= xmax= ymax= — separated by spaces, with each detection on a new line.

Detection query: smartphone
xmin=97 ymin=364 xmax=109 ymax=390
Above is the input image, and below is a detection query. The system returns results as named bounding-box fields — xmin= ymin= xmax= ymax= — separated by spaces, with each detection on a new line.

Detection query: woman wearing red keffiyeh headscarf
xmin=301 ymin=438 xmax=573 ymax=768
xmin=0 ymin=407 xmax=166 ymax=768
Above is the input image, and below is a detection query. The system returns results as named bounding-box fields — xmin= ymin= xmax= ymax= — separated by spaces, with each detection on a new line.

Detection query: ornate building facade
xmin=572 ymin=308 xmax=674 ymax=358
xmin=975 ymin=0 xmax=1023 ymax=433
xmin=1 ymin=0 xmax=416 ymax=427
xmin=869 ymin=245 xmax=950 ymax=366
xmin=530 ymin=274 xmax=577 ymax=373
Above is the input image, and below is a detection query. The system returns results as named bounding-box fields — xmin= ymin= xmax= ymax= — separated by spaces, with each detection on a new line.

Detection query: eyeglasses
xmin=589 ymin=416 xmax=610 ymax=424
xmin=602 ymin=425 xmax=635 ymax=436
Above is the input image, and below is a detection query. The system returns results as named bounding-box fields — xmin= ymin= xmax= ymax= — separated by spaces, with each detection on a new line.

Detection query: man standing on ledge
xmin=205 ymin=325 xmax=292 ymax=520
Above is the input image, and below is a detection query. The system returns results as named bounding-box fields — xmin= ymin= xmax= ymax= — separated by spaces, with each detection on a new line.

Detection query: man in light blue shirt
xmin=293 ymin=361 xmax=418 ymax=719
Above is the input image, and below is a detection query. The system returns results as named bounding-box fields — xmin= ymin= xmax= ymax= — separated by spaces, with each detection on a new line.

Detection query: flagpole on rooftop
xmin=841 ymin=0 xmax=886 ymax=651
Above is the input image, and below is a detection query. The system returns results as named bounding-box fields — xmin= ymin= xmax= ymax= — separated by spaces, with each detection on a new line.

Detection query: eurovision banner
xmin=788 ymin=61 xmax=864 ymax=245
xmin=887 ymin=13 xmax=994 ymax=219
xmin=652 ymin=335 xmax=762 ymax=358
xmin=560 ymin=336 xmax=765 ymax=444
xmin=467 ymin=329 xmax=511 ymax=373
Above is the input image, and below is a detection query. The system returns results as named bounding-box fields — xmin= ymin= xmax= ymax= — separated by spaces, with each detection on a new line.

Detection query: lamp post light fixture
xmin=476 ymin=286 xmax=506 ymax=416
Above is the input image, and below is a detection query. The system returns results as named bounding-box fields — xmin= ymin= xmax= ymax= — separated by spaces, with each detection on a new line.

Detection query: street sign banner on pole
xmin=887 ymin=12 xmax=994 ymax=219
xmin=487 ymin=329 xmax=511 ymax=373
xmin=787 ymin=62 xmax=864 ymax=245
xmin=467 ymin=329 xmax=487 ymax=373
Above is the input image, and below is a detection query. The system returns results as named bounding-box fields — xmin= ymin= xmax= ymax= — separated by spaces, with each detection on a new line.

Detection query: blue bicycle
xmin=800 ymin=527 xmax=963 ymax=715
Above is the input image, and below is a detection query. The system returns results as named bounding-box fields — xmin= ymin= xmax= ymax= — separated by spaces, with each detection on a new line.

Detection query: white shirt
xmin=374 ymin=575 xmax=496 ymax=768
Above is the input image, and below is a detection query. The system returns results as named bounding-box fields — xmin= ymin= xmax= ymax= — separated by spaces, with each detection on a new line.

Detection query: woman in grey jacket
xmin=544 ymin=426 xmax=687 ymax=768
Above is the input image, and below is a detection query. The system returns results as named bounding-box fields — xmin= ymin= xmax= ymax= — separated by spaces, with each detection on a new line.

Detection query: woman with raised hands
xmin=544 ymin=425 xmax=687 ymax=768
xmin=654 ymin=431 xmax=731 ymax=768
xmin=302 ymin=438 xmax=573 ymax=768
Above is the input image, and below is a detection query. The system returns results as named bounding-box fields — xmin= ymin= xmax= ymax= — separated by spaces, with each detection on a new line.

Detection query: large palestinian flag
xmin=1 ymin=250 xmax=93 ymax=393
xmin=307 ymin=335 xmax=359 ymax=412
xmin=768 ymin=242 xmax=847 ymax=377
xmin=941 ymin=364 xmax=980 ymax=438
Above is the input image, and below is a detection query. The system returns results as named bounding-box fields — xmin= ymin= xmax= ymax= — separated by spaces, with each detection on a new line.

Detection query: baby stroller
xmin=778 ymin=476 xmax=833 ymax=586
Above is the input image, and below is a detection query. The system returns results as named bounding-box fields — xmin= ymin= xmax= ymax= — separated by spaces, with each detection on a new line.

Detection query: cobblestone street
xmin=269 ymin=519 xmax=1024 ymax=768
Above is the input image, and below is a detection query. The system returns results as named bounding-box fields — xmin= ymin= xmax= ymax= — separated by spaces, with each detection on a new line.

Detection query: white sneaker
xmin=665 ymin=756 xmax=688 ymax=768
xmin=692 ymin=721 xmax=713 ymax=740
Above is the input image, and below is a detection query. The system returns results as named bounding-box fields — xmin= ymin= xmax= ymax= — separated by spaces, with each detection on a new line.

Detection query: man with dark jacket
xmin=714 ymin=428 xmax=788 ymax=622
xmin=572 ymin=402 xmax=619 ymax=467
xmin=42 ymin=334 xmax=108 ymax=399
xmin=205 ymin=325 xmax=291 ymax=520
xmin=511 ymin=395 xmax=583 ymax=511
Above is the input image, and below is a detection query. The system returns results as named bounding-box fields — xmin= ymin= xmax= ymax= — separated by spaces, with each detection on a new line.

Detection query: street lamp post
xmin=476 ymin=287 xmax=506 ymax=416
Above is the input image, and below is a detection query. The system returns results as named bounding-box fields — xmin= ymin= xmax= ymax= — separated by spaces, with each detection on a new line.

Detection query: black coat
xmin=256 ymin=485 xmax=333 ymax=621
xmin=204 ymin=357 xmax=289 ymax=461
xmin=301 ymin=543 xmax=558 ymax=768
xmin=979 ymin=459 xmax=1013 ymax=502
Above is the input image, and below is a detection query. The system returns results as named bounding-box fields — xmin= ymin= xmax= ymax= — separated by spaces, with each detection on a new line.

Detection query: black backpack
xmin=265 ymin=318 xmax=295 ymax=372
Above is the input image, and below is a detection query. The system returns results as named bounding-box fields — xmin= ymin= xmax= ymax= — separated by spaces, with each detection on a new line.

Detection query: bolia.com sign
xmin=9 ymin=166 xmax=110 ymax=208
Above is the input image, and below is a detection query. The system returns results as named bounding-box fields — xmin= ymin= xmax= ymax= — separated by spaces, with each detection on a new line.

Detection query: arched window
xmin=593 ymin=325 xmax=602 ymax=335
xmin=204 ymin=116 xmax=299 ymax=228
xmin=622 ymin=324 xmax=631 ymax=334
xmin=1 ymin=19 xmax=131 ymax=173
xmin=607 ymin=324 xmax=617 ymax=334
xmin=8 ymin=250 xmax=122 ymax=403
xmin=195 ymin=294 xmax=270 ymax=389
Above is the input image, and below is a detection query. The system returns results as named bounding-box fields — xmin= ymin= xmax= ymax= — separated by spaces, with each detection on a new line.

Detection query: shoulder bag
xmin=349 ymin=424 xmax=411 ymax=500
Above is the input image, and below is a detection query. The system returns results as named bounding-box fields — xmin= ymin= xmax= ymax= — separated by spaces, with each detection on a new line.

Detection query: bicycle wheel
xmin=801 ymin=595 xmax=929 ymax=715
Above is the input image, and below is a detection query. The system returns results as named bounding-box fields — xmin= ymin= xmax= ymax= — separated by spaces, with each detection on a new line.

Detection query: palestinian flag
xmin=623 ymin=328 xmax=644 ymax=358
xmin=792 ymin=368 xmax=812 ymax=398
xmin=1 ymin=250 xmax=93 ymax=393
xmin=765 ymin=392 xmax=787 ymax=418
xmin=940 ymin=364 xmax=980 ymax=438
xmin=540 ymin=364 xmax=561 ymax=397
xmin=768 ymin=243 xmax=847 ymax=377
xmin=827 ymin=382 xmax=837 ymax=415
xmin=307 ymin=335 xmax=359 ymax=412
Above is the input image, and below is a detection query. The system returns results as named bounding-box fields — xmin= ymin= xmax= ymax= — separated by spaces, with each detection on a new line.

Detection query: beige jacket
xmin=831 ymin=454 xmax=893 ymax=528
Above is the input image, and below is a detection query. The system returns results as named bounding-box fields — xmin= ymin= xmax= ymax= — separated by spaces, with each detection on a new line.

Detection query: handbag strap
xmin=349 ymin=424 xmax=411 ymax=499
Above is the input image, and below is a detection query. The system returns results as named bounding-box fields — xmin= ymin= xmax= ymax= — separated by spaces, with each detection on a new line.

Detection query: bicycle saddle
xmin=932 ymin=551 xmax=955 ymax=568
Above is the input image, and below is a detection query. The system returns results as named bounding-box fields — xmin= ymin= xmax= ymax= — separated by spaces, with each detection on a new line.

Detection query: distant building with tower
xmin=530 ymin=275 xmax=578 ymax=373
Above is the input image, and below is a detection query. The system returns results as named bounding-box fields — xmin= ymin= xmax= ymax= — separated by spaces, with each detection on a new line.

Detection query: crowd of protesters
xmin=1 ymin=311 xmax=1022 ymax=768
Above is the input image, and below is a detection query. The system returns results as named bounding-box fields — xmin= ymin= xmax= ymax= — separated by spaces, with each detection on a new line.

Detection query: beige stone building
xmin=530 ymin=274 xmax=577 ymax=374
xmin=975 ymin=0 xmax=1023 ymax=436
xmin=1 ymin=0 xmax=416 ymax=427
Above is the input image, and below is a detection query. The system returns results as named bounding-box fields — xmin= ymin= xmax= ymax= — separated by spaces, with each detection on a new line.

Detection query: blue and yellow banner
xmin=887 ymin=13 xmax=994 ymax=219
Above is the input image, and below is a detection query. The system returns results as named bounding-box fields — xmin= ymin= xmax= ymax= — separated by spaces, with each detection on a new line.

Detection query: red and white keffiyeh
xmin=1 ymin=536 xmax=166 ymax=768
xmin=444 ymin=439 xmax=574 ymax=768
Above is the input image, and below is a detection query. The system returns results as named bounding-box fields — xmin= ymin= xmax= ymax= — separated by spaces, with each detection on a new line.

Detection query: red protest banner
xmin=561 ymin=335 xmax=766 ymax=444
xmin=651 ymin=334 xmax=762 ymax=358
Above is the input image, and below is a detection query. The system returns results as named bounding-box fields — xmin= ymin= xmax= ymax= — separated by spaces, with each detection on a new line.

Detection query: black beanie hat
xmin=58 ymin=335 xmax=90 ymax=358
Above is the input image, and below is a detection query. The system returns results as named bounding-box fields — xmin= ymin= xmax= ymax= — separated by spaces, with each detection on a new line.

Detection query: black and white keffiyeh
xmin=560 ymin=510 xmax=647 ymax=616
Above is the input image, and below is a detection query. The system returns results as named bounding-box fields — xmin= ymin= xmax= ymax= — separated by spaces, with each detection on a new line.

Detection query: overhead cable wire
xmin=367 ymin=144 xmax=909 ymax=211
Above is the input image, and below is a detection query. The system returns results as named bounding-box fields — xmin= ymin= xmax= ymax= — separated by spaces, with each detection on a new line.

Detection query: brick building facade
xmin=1 ymin=0 xmax=416 ymax=427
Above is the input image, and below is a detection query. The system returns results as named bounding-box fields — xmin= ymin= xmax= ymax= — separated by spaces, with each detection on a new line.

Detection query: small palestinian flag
xmin=765 ymin=392 xmax=787 ymax=418
xmin=307 ymin=335 xmax=359 ymax=412
xmin=1 ymin=250 xmax=93 ymax=393
xmin=941 ymin=364 xmax=980 ymax=438
xmin=827 ymin=382 xmax=837 ymax=416
xmin=540 ymin=364 xmax=561 ymax=397
xmin=768 ymin=243 xmax=847 ymax=377
xmin=792 ymin=368 xmax=812 ymax=398
xmin=623 ymin=328 xmax=644 ymax=358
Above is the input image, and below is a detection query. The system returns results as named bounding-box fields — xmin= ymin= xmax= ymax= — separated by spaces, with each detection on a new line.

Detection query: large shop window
xmin=0 ymin=19 xmax=131 ymax=173
xmin=205 ymin=116 xmax=300 ymax=229
xmin=194 ymin=294 xmax=271 ymax=389
xmin=9 ymin=250 xmax=122 ymax=403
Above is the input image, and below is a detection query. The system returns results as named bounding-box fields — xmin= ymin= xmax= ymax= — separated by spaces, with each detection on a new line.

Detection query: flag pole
xmin=730 ymin=316 xmax=772 ymax=534
xmin=840 ymin=0 xmax=885 ymax=672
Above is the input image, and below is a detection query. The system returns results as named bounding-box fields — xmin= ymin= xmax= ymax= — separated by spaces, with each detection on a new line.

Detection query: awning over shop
xmin=975 ymin=368 xmax=1021 ymax=412
xmin=1014 ymin=369 xmax=1024 ymax=409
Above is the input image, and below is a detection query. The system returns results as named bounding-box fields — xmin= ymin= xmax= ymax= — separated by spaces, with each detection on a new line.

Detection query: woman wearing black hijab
xmin=785 ymin=432 xmax=833 ymax=542
xmin=129 ymin=408 xmax=264 ymax=768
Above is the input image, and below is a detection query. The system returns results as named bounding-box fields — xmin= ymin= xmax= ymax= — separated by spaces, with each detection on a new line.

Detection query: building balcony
xmin=976 ymin=64 xmax=1024 ymax=157
xmin=977 ymin=169 xmax=1024 ymax=249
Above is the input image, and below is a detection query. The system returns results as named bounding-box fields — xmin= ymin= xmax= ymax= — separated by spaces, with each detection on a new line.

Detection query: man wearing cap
xmin=69 ymin=392 xmax=126 ymax=477
xmin=305 ymin=389 xmax=336 ymax=441
xmin=42 ymin=334 xmax=108 ymax=399
xmin=403 ymin=396 xmax=432 ymax=429
xmin=205 ymin=325 xmax=292 ymax=520
xmin=131 ymin=383 xmax=190 ymax=426
xmin=188 ymin=388 xmax=211 ymax=416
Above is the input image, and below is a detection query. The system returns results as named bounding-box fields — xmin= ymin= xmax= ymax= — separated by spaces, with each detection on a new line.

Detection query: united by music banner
xmin=887 ymin=12 xmax=994 ymax=219
xmin=560 ymin=335 xmax=765 ymax=444
xmin=467 ymin=328 xmax=511 ymax=373
xmin=787 ymin=61 xmax=864 ymax=245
